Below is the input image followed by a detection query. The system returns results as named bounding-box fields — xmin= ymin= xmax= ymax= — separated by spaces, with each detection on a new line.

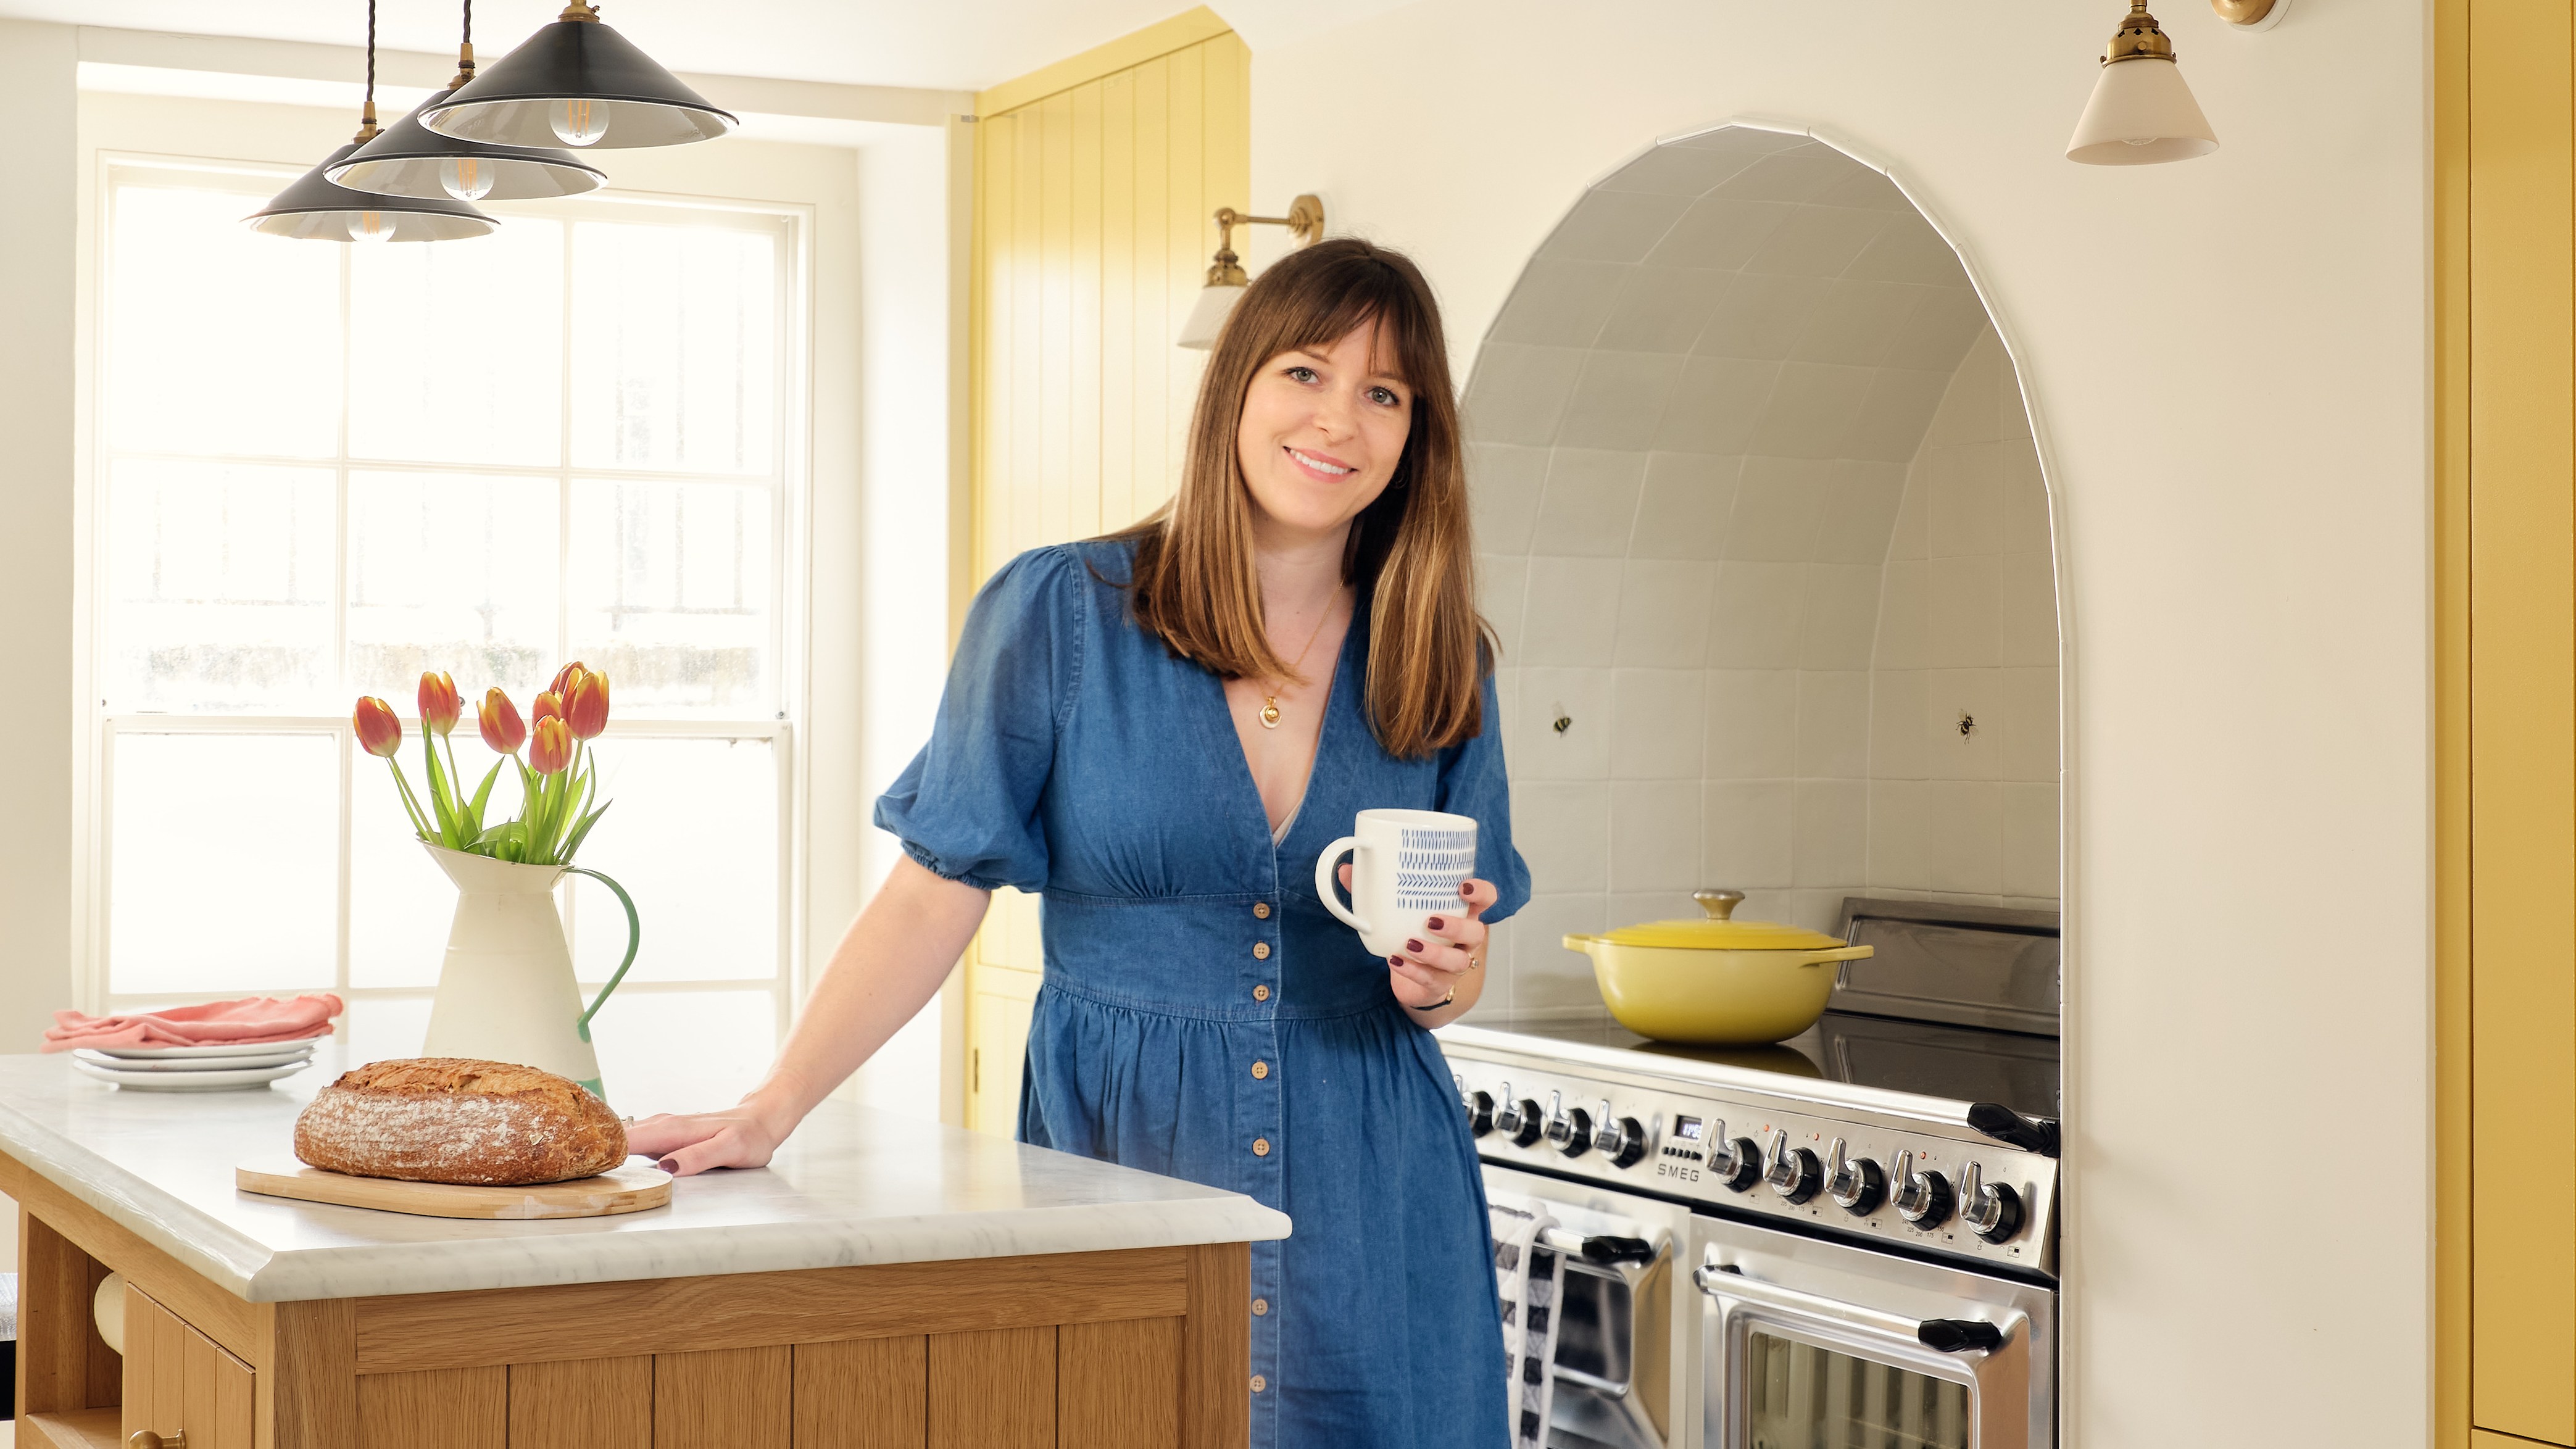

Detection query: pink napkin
xmin=42 ymin=994 xmax=344 ymax=1052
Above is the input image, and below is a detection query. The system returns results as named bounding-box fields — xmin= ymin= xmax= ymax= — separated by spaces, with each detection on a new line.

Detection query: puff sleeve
xmin=873 ymin=546 xmax=1084 ymax=893
xmin=1434 ymin=668 xmax=1531 ymax=923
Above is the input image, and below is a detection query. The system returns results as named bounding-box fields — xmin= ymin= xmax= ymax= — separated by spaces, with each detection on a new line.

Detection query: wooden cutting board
xmin=236 ymin=1158 xmax=672 ymax=1219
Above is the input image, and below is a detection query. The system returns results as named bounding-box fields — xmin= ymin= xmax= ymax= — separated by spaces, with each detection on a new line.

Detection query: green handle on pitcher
xmin=567 ymin=866 xmax=640 ymax=1044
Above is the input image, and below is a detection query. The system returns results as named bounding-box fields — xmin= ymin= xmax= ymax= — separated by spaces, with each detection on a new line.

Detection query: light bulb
xmin=347 ymin=210 xmax=398 ymax=243
xmin=439 ymin=156 xmax=496 ymax=201
xmin=550 ymin=98 xmax=609 ymax=147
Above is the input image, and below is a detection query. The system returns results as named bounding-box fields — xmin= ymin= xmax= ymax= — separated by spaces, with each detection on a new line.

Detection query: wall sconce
xmin=1176 ymin=195 xmax=1326 ymax=350
xmin=2066 ymin=0 xmax=2279 ymax=165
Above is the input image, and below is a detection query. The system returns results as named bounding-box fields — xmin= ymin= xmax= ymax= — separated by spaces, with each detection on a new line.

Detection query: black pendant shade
xmin=247 ymin=141 xmax=498 ymax=242
xmin=422 ymin=12 xmax=735 ymax=151
xmin=329 ymin=87 xmax=606 ymax=201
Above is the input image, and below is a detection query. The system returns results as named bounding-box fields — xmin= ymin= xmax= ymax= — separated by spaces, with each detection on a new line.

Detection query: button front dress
xmin=878 ymin=539 xmax=1531 ymax=1449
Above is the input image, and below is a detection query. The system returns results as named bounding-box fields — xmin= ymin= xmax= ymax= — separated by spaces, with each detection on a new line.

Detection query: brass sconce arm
xmin=1204 ymin=194 xmax=1326 ymax=286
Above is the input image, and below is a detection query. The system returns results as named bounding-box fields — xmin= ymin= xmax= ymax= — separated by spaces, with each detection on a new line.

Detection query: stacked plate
xmin=71 ymin=1038 xmax=320 ymax=1092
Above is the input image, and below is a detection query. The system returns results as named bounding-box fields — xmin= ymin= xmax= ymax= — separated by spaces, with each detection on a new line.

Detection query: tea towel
xmin=1489 ymin=1200 xmax=1565 ymax=1448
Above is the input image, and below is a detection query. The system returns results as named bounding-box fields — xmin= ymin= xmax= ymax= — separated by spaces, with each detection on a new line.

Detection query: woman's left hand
xmin=1387 ymin=876 xmax=1496 ymax=1011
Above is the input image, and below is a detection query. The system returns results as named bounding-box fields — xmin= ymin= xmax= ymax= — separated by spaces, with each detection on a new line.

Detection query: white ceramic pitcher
xmin=419 ymin=844 xmax=639 ymax=1102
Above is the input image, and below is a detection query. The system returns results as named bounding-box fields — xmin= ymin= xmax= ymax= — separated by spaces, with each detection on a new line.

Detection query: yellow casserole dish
xmin=1566 ymin=889 xmax=1873 ymax=1045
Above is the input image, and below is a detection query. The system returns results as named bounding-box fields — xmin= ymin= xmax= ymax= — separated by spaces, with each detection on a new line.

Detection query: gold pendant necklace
xmin=1258 ymin=589 xmax=1341 ymax=730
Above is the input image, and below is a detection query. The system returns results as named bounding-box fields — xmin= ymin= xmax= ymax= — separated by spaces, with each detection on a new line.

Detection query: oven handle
xmin=1692 ymin=1263 xmax=2017 ymax=1356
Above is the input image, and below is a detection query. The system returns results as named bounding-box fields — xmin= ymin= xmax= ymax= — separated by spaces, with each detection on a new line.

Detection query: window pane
xmin=108 ymin=181 xmax=341 ymax=459
xmin=343 ymin=995 xmax=431 ymax=1065
xmin=348 ymin=470 xmax=561 ymax=702
xmin=110 ymin=732 xmax=338 ymax=995
xmin=106 ymin=459 xmax=335 ymax=712
xmin=570 ymin=220 xmax=777 ymax=474
xmin=586 ymin=988 xmax=776 ymax=1117
xmin=567 ymin=736 xmax=777 ymax=982
xmin=568 ymin=479 xmax=772 ymax=712
xmin=349 ymin=221 xmax=565 ymax=466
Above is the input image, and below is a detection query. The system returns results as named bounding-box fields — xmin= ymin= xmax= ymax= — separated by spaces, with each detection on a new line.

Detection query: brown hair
xmin=1111 ymin=237 xmax=1490 ymax=758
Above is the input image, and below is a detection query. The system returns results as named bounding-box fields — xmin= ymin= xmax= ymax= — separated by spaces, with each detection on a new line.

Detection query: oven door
xmin=1690 ymin=1213 xmax=2053 ymax=1449
xmin=1485 ymin=1163 xmax=1701 ymax=1449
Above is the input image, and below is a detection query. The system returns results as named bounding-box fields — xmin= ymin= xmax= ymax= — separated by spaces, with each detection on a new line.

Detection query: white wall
xmin=1245 ymin=2 xmax=2430 ymax=1443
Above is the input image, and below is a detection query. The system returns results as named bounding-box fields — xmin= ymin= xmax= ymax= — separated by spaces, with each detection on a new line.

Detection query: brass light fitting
xmin=1178 ymin=194 xmax=1326 ymax=350
xmin=2065 ymin=1 xmax=2221 ymax=165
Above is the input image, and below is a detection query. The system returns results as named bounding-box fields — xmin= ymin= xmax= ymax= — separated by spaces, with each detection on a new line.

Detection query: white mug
xmin=1315 ymin=809 xmax=1481 ymax=958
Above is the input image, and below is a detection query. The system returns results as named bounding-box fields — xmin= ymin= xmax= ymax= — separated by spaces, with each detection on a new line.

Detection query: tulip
xmin=566 ymin=670 xmax=610 ymax=741
xmin=550 ymin=661 xmax=590 ymax=698
xmin=529 ymin=715 xmax=573 ymax=776
xmin=354 ymin=697 xmax=403 ymax=758
xmin=417 ymin=671 xmax=460 ymax=737
xmin=478 ymin=688 xmax=527 ymax=755
xmin=533 ymin=690 xmax=565 ymax=726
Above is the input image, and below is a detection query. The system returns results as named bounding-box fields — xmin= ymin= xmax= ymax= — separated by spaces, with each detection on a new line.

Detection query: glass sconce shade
xmin=1177 ymin=283 xmax=1245 ymax=351
xmin=248 ymin=143 xmax=499 ymax=242
xmin=2067 ymin=54 xmax=2219 ymax=164
xmin=423 ymin=16 xmax=734 ymax=151
xmin=331 ymin=88 xmax=606 ymax=201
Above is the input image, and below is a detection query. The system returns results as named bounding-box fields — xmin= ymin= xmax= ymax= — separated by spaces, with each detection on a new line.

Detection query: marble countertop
xmin=0 ymin=1050 xmax=1289 ymax=1303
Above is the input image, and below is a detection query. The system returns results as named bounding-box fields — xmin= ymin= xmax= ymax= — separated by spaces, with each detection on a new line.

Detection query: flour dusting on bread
xmin=294 ymin=1057 xmax=626 ymax=1186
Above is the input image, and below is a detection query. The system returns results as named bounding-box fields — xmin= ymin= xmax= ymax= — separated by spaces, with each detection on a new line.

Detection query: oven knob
xmin=1543 ymin=1092 xmax=1593 ymax=1156
xmin=1713 ymin=1134 xmax=1763 ymax=1192
xmin=1824 ymin=1137 xmax=1886 ymax=1216
xmin=1463 ymin=1090 xmax=1494 ymax=1137
xmin=1764 ymin=1130 xmax=1822 ymax=1205
xmin=1961 ymin=1161 xmax=2024 ymax=1242
xmin=1594 ymin=1103 xmax=1647 ymax=1168
xmin=1891 ymin=1150 xmax=1955 ymax=1229
xmin=1495 ymin=1096 xmax=1544 ymax=1148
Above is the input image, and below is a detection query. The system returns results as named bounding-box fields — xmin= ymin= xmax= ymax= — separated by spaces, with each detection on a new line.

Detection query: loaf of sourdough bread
xmin=293 ymin=1057 xmax=627 ymax=1185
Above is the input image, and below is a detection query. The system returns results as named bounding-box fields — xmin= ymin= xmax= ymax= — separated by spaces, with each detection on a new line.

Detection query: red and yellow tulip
xmin=478 ymin=688 xmax=526 ymax=755
xmin=417 ymin=671 xmax=460 ymax=737
xmin=358 ymin=662 xmax=617 ymax=868
xmin=528 ymin=715 xmax=573 ymax=776
xmin=566 ymin=671 xmax=610 ymax=741
xmin=354 ymin=697 xmax=403 ymax=758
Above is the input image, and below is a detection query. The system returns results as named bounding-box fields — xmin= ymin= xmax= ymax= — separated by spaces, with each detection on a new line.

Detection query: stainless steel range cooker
xmin=1445 ymin=897 xmax=2061 ymax=1449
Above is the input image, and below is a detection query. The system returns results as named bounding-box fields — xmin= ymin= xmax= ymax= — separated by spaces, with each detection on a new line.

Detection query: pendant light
xmin=1177 ymin=196 xmax=1326 ymax=351
xmin=330 ymin=1 xmax=605 ymax=201
xmin=2066 ymin=2 xmax=2219 ymax=165
xmin=422 ymin=2 xmax=735 ymax=151
xmin=247 ymin=0 xmax=497 ymax=241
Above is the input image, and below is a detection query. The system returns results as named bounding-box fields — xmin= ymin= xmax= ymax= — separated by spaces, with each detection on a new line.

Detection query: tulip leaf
xmin=560 ymin=799 xmax=612 ymax=864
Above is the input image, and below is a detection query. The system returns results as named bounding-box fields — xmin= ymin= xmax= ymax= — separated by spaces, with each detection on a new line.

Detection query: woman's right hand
xmin=626 ymin=1101 xmax=791 ymax=1176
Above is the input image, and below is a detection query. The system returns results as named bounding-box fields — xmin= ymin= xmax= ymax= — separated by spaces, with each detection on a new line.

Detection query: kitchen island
xmin=0 ymin=1052 xmax=1289 ymax=1449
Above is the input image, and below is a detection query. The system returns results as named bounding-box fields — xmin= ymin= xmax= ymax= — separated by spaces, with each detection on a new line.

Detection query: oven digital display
xmin=1673 ymin=1116 xmax=1704 ymax=1140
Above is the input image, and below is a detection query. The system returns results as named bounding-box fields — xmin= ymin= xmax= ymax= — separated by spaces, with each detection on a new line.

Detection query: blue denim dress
xmin=877 ymin=539 xmax=1531 ymax=1449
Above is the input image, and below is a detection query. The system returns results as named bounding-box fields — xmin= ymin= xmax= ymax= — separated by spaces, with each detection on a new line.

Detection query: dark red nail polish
xmin=1406 ymin=939 xmax=1426 ymax=954
xmin=1388 ymin=954 xmax=1405 ymax=968
xmin=1459 ymin=882 xmax=1473 ymax=897
xmin=1427 ymin=916 xmax=1445 ymax=931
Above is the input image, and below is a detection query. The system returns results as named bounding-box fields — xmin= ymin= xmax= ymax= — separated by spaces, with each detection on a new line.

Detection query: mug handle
xmin=1315 ymin=836 xmax=1366 ymax=935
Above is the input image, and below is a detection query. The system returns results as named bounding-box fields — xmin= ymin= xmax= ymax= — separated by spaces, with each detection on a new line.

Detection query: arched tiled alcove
xmin=1464 ymin=125 xmax=2059 ymax=1020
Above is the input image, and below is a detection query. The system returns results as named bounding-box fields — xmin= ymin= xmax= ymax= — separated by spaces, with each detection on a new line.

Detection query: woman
xmin=631 ymin=238 xmax=1529 ymax=1449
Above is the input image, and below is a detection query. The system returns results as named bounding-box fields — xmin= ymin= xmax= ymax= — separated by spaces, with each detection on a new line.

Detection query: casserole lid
xmin=1587 ymin=889 xmax=1855 ymax=951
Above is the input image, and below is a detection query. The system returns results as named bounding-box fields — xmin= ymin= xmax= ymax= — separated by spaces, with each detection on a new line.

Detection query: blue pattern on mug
xmin=1396 ymin=826 xmax=1478 ymax=911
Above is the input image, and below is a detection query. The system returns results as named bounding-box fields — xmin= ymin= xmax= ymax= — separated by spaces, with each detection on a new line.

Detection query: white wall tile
xmin=1925 ymin=555 xmax=2001 ymax=669
xmin=1869 ymin=667 xmax=1928 ymax=780
xmin=1611 ymin=668 xmax=1706 ymax=778
xmin=1866 ymin=779 xmax=1929 ymax=889
xmin=1925 ymin=442 xmax=2003 ymax=558
xmin=1597 ymin=265 xmax=1734 ymax=354
xmin=1695 ymin=273 xmax=1831 ymax=361
xmin=1513 ymin=666 xmax=1613 ymax=779
xmin=1811 ymin=167 xmax=1912 ymax=212
xmin=1514 ymin=779 xmax=1611 ymax=893
xmin=1843 ymin=213 xmax=1972 ymax=288
xmin=1706 ymin=562 xmax=1806 ymax=668
xmin=1614 ymin=559 xmax=1719 ymax=668
xmin=1748 ymin=362 xmax=1872 ymax=458
xmin=1499 ymin=892 xmax=1610 ymax=1016
xmin=1996 ymin=666 xmax=2061 ymax=783
xmin=1479 ymin=553 xmax=1531 ymax=664
xmin=1814 ymin=461 xmax=1908 ymax=565
xmin=1923 ymin=779 xmax=2001 ymax=895
xmin=1705 ymin=669 xmax=1798 ymax=778
xmin=1790 ymin=279 xmax=1927 ymax=367
xmin=1996 ymin=549 xmax=2059 ymax=668
xmin=1883 ymin=288 xmax=1992 ymax=373
xmin=1463 ymin=344 xmax=1586 ymax=446
xmin=1931 ymin=328 xmax=2005 ymax=446
xmin=1847 ymin=368 xmax=1954 ymax=462
xmin=1796 ymin=670 xmax=1871 ymax=778
xmin=1926 ymin=667 xmax=2001 ymax=782
xmin=1799 ymin=563 xmax=1882 ymax=670
xmin=1792 ymin=778 xmax=1868 ymax=886
xmin=1488 ymin=259 xmax=1630 ymax=349
xmin=1598 ymin=142 xmax=1766 ymax=197
xmin=1885 ymin=473 xmax=1929 ymax=562
xmin=1742 ymin=206 xmax=1895 ymax=278
xmin=1521 ymin=555 xmax=1626 ymax=666
xmin=1713 ymin=149 xmax=1862 ymax=204
xmin=1468 ymin=442 xmax=1548 ymax=555
xmin=1540 ymin=189 xmax=1695 ymax=264
xmin=1629 ymin=452 xmax=1740 ymax=560
xmin=1753 ymin=888 xmax=1850 ymax=936
xmin=2000 ymin=782 xmax=2059 ymax=899
xmin=1655 ymin=355 xmax=1780 ymax=452
xmin=1873 ymin=558 xmax=1928 ymax=667
xmin=1645 ymin=197 xmax=1797 ymax=270
xmin=1703 ymin=779 xmax=1793 ymax=887
xmin=1535 ymin=448 xmax=1647 ymax=557
xmin=1558 ymin=351 xmax=1685 ymax=450
xmin=1724 ymin=455 xmax=1831 ymax=561
xmin=1609 ymin=889 xmax=1703 ymax=928
xmin=1611 ymin=778 xmax=1703 ymax=891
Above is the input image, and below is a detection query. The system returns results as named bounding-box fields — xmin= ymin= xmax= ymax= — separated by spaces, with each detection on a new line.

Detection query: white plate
xmin=85 ymin=1038 xmax=325 ymax=1061
xmin=73 ymin=1058 xmax=311 ymax=1091
xmin=75 ymin=1046 xmax=316 ymax=1072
